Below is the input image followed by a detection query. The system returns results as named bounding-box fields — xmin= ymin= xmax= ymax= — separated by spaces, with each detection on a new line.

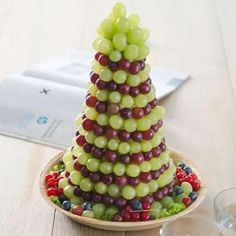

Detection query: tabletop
xmin=0 ymin=0 xmax=236 ymax=235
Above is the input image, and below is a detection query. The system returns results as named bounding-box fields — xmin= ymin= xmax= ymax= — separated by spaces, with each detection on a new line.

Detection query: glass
xmin=214 ymin=188 xmax=236 ymax=235
xmin=160 ymin=215 xmax=222 ymax=236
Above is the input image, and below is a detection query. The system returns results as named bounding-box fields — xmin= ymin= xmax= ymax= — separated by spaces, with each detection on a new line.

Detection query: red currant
xmin=140 ymin=212 xmax=150 ymax=221
xmin=142 ymin=202 xmax=151 ymax=210
xmin=185 ymin=175 xmax=194 ymax=183
xmin=52 ymin=172 xmax=59 ymax=178
xmin=45 ymin=174 xmax=53 ymax=182
xmin=182 ymin=196 xmax=192 ymax=206
xmin=192 ymin=181 xmax=201 ymax=191
xmin=189 ymin=172 xmax=197 ymax=180
xmin=124 ymin=205 xmax=132 ymax=212
xmin=122 ymin=211 xmax=131 ymax=221
xmin=48 ymin=178 xmax=57 ymax=187
xmin=130 ymin=212 xmax=140 ymax=221
xmin=176 ymin=171 xmax=186 ymax=180
xmin=47 ymin=188 xmax=58 ymax=196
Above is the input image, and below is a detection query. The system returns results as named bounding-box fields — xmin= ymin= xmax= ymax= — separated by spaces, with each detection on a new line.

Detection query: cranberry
xmin=122 ymin=211 xmax=131 ymax=221
xmin=140 ymin=212 xmax=150 ymax=221
xmin=182 ymin=196 xmax=192 ymax=206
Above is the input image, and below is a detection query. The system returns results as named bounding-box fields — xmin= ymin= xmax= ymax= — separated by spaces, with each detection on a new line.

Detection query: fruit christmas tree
xmin=43 ymin=2 xmax=202 ymax=222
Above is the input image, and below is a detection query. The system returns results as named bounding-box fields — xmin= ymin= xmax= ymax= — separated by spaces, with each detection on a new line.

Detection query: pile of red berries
xmin=45 ymin=172 xmax=63 ymax=197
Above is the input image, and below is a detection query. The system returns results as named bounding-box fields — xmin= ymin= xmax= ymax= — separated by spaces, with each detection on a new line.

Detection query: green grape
xmin=85 ymin=132 xmax=96 ymax=144
xmin=96 ymin=25 xmax=103 ymax=36
xmin=92 ymin=38 xmax=102 ymax=50
xmin=149 ymin=180 xmax=158 ymax=193
xmin=85 ymin=107 xmax=98 ymax=120
xmin=126 ymin=75 xmax=141 ymax=87
xmin=86 ymin=158 xmax=100 ymax=172
xmin=96 ymin=114 xmax=109 ymax=126
xmin=108 ymin=139 xmax=119 ymax=150
xmin=134 ymin=94 xmax=148 ymax=107
xmin=141 ymin=140 xmax=152 ymax=152
xmin=157 ymin=172 xmax=173 ymax=188
xmin=152 ymin=106 xmax=166 ymax=119
xmin=70 ymin=171 xmax=83 ymax=185
xmin=161 ymin=196 xmax=174 ymax=209
xmin=136 ymin=45 xmax=150 ymax=60
xmin=152 ymin=201 xmax=163 ymax=211
xmin=139 ymin=69 xmax=149 ymax=82
xmin=116 ymin=17 xmax=130 ymax=33
xmin=95 ymin=182 xmax=107 ymax=194
xmin=138 ymin=28 xmax=150 ymax=44
xmin=64 ymin=186 xmax=74 ymax=199
xmin=72 ymin=146 xmax=83 ymax=157
xmin=135 ymin=183 xmax=149 ymax=197
xmin=100 ymin=19 xmax=115 ymax=39
xmin=126 ymin=164 xmax=140 ymax=177
xmin=150 ymin=158 xmax=162 ymax=170
xmin=78 ymin=152 xmax=90 ymax=165
xmin=97 ymin=38 xmax=113 ymax=54
xmin=99 ymin=162 xmax=113 ymax=174
xmin=88 ymin=84 xmax=98 ymax=97
xmin=112 ymin=33 xmax=127 ymax=51
xmin=105 ymin=206 xmax=119 ymax=219
xmin=58 ymin=178 xmax=69 ymax=188
xmin=108 ymin=184 xmax=120 ymax=197
xmin=109 ymin=115 xmax=123 ymax=129
xmin=91 ymin=60 xmax=104 ymax=74
xmin=65 ymin=161 xmax=74 ymax=172
xmin=137 ymin=118 xmax=151 ymax=131
xmin=122 ymin=186 xmax=136 ymax=200
xmin=130 ymin=142 xmax=141 ymax=153
xmin=121 ymin=95 xmax=134 ymax=108
xmin=140 ymin=161 xmax=151 ymax=172
xmin=175 ymin=193 xmax=187 ymax=203
xmin=128 ymin=14 xmax=140 ymax=27
xmin=96 ymin=90 xmax=109 ymax=101
xmin=80 ymin=178 xmax=94 ymax=192
xmin=112 ymin=2 xmax=126 ymax=19
xmin=127 ymin=27 xmax=142 ymax=44
xmin=114 ymin=163 xmax=126 ymax=176
xmin=75 ymin=114 xmax=82 ymax=127
xmin=169 ymin=164 xmax=176 ymax=174
xmin=113 ymin=70 xmax=127 ymax=84
xmin=63 ymin=151 xmax=73 ymax=163
xmin=92 ymin=203 xmax=106 ymax=219
xmin=144 ymin=63 xmax=151 ymax=74
xmin=124 ymin=118 xmax=137 ymax=132
xmin=109 ymin=91 xmax=121 ymax=103
xmin=99 ymin=68 xmax=113 ymax=82
xmin=95 ymin=136 xmax=108 ymax=148
xmin=78 ymin=125 xmax=85 ymax=135
xmin=118 ymin=142 xmax=130 ymax=154
xmin=151 ymin=133 xmax=162 ymax=147
xmin=147 ymin=113 xmax=158 ymax=125
xmin=181 ymin=182 xmax=193 ymax=196
xmin=160 ymin=152 xmax=170 ymax=165
xmin=123 ymin=44 xmax=139 ymax=60
xmin=70 ymin=196 xmax=83 ymax=205
xmin=82 ymin=210 xmax=95 ymax=218
xmin=109 ymin=50 xmax=122 ymax=62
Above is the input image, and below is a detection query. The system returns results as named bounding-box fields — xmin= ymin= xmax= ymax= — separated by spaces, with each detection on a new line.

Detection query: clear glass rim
xmin=161 ymin=214 xmax=221 ymax=232
xmin=214 ymin=187 xmax=236 ymax=212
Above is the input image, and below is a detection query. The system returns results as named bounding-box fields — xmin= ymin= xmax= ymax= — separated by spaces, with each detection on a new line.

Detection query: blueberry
xmin=58 ymin=195 xmax=68 ymax=204
xmin=131 ymin=200 xmax=142 ymax=210
xmin=183 ymin=166 xmax=192 ymax=175
xmin=177 ymin=162 xmax=186 ymax=169
xmin=189 ymin=192 xmax=198 ymax=202
xmin=82 ymin=202 xmax=92 ymax=210
xmin=175 ymin=186 xmax=183 ymax=195
xmin=62 ymin=200 xmax=71 ymax=211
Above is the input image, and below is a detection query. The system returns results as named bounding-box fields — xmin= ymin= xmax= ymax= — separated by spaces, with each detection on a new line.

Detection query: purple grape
xmin=120 ymin=108 xmax=132 ymax=119
xmin=89 ymin=172 xmax=100 ymax=183
xmin=115 ymin=197 xmax=127 ymax=208
xmin=103 ymin=195 xmax=114 ymax=206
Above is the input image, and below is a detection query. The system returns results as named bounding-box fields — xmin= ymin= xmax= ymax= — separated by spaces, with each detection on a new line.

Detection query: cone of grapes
xmin=45 ymin=2 xmax=202 ymax=222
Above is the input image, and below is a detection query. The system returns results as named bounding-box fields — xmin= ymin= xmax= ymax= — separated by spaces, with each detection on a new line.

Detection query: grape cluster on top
xmin=44 ymin=3 xmax=201 ymax=222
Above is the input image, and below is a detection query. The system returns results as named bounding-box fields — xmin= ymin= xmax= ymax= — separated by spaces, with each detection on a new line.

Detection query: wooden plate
xmin=39 ymin=149 xmax=207 ymax=231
